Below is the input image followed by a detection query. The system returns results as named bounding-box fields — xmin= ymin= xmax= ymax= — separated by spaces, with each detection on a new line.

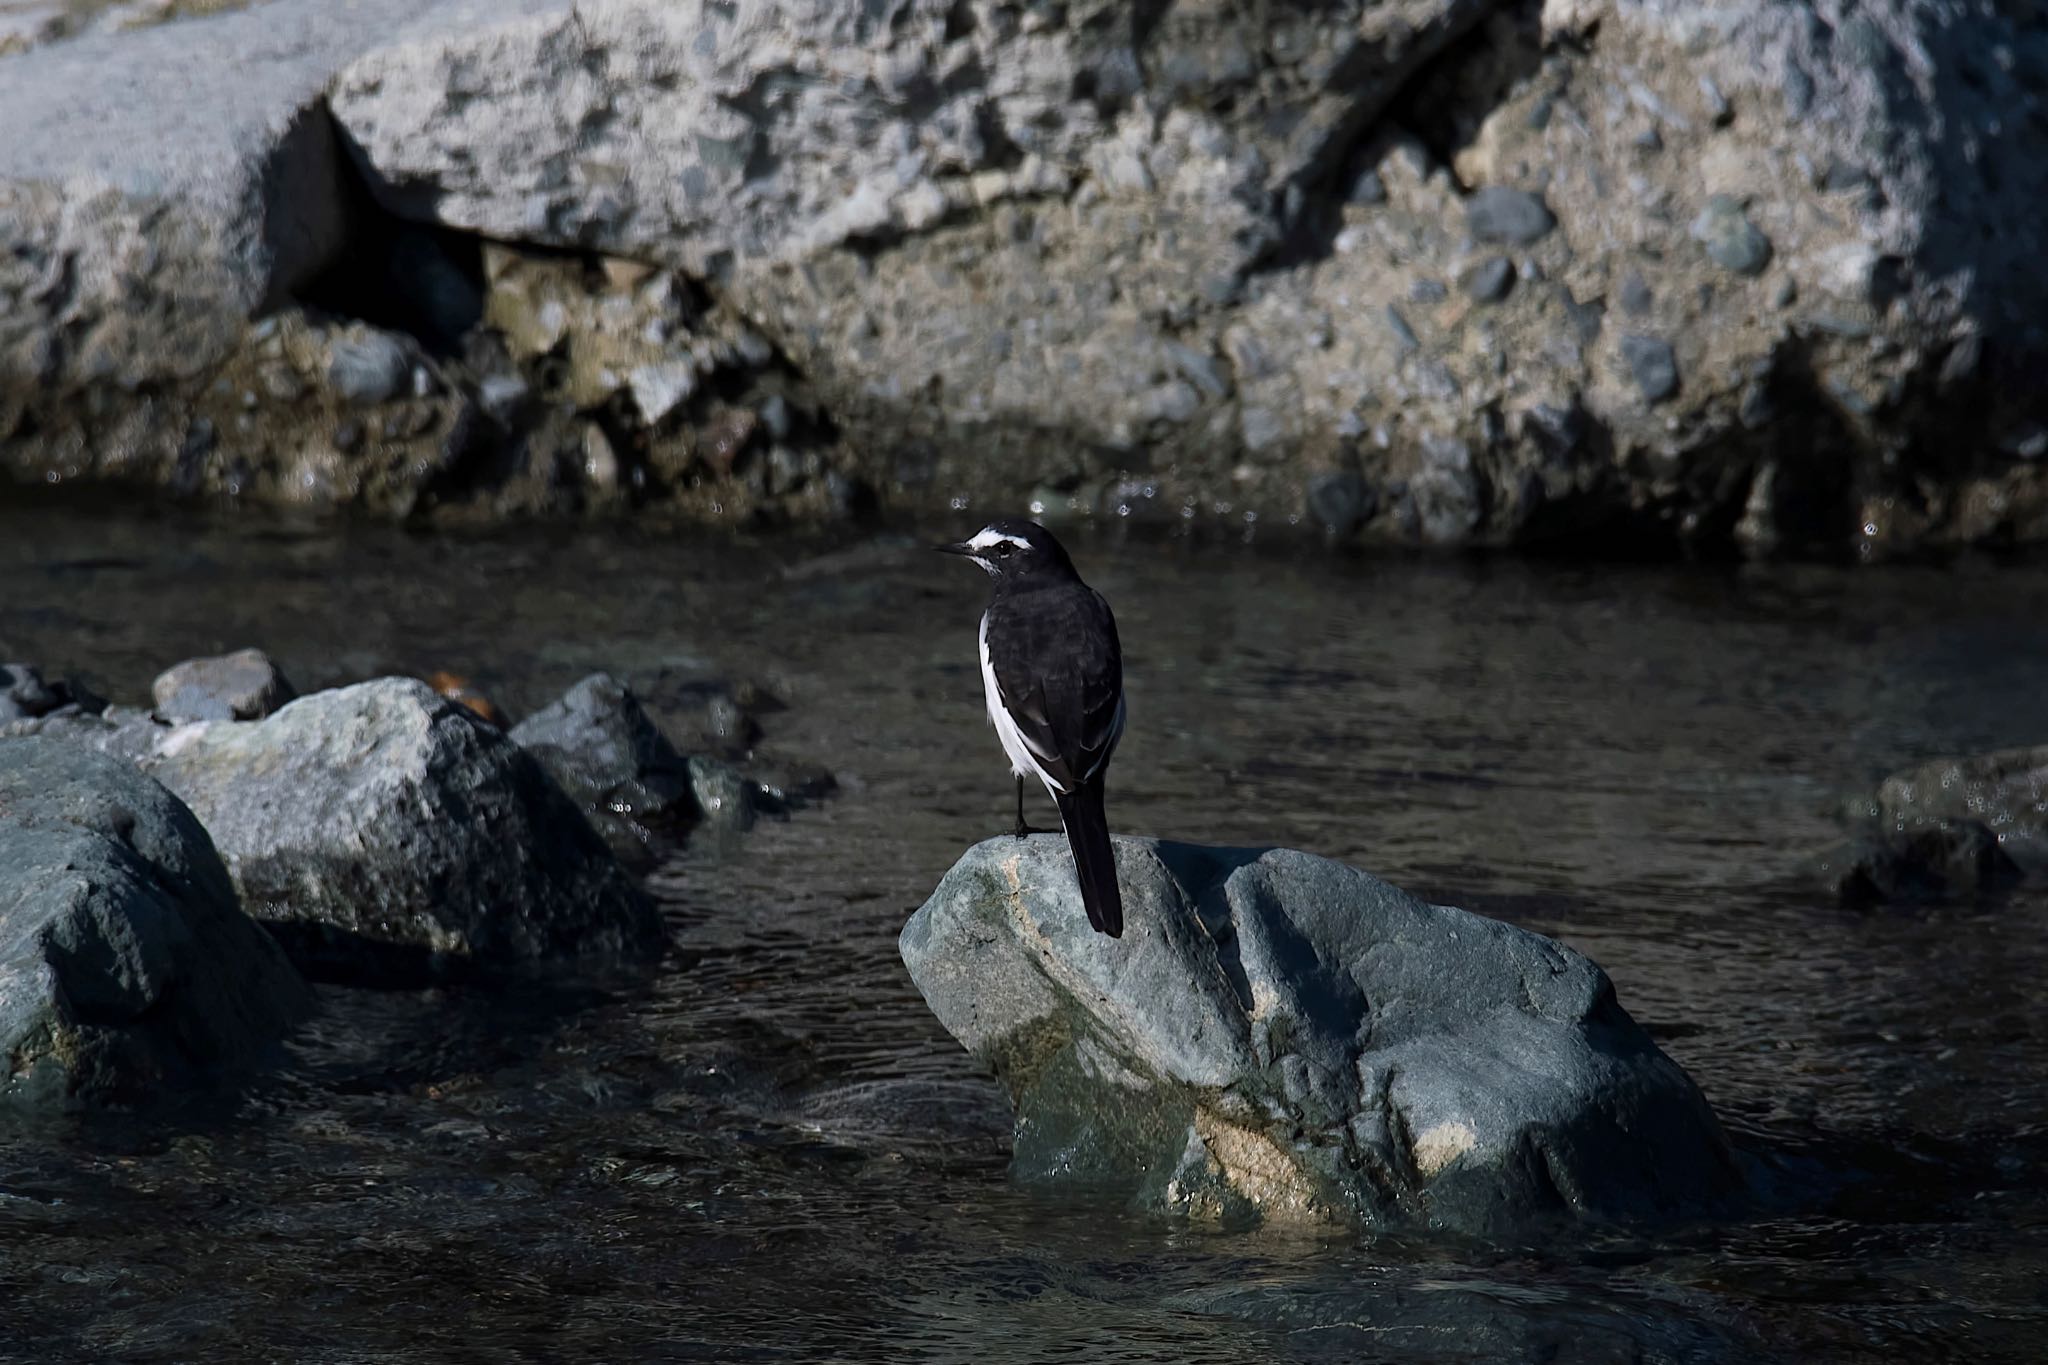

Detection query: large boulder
xmin=321 ymin=0 xmax=2048 ymax=552
xmin=135 ymin=678 xmax=663 ymax=982
xmin=0 ymin=738 xmax=310 ymax=1110
xmin=900 ymin=836 xmax=1745 ymax=1231
xmin=0 ymin=0 xmax=422 ymax=394
xmin=7 ymin=0 xmax=2043 ymax=551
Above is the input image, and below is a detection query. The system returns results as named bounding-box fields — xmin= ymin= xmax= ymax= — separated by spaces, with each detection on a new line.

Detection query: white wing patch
xmin=979 ymin=612 xmax=1068 ymax=796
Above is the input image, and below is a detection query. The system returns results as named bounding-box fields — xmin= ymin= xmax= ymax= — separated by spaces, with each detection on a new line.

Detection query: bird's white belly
xmin=979 ymin=612 xmax=1065 ymax=797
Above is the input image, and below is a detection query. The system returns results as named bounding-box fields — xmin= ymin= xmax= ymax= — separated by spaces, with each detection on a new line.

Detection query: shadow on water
xmin=3 ymin=501 xmax=2048 ymax=1361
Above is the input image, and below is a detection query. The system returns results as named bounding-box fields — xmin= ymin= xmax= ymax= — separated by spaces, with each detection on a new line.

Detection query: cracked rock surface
xmin=3 ymin=0 xmax=2044 ymax=554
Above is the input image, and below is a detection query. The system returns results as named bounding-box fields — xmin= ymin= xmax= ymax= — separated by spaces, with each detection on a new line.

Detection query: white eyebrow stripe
xmin=966 ymin=528 xmax=1030 ymax=553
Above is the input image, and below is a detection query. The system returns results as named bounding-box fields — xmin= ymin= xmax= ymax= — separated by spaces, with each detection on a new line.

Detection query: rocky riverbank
xmin=3 ymin=0 xmax=2043 ymax=555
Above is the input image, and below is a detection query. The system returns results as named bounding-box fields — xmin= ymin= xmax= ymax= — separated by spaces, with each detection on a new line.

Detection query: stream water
xmin=2 ymin=501 xmax=2044 ymax=1362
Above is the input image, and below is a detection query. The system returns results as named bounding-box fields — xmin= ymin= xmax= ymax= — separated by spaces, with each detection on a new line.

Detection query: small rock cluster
xmin=0 ymin=647 xmax=804 ymax=1111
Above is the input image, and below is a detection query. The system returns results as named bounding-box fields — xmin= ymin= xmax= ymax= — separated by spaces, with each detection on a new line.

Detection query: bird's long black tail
xmin=1055 ymin=779 xmax=1122 ymax=937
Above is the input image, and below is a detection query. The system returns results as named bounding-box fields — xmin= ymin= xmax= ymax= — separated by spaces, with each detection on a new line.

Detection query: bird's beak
xmin=932 ymin=540 xmax=976 ymax=557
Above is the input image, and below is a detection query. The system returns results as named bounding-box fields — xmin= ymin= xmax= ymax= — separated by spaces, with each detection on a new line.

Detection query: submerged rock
xmin=901 ymin=837 xmax=1744 ymax=1232
xmin=1830 ymin=744 xmax=2047 ymax=904
xmin=0 ymin=738 xmax=310 ymax=1110
xmin=151 ymin=647 xmax=297 ymax=723
xmin=139 ymin=678 xmax=661 ymax=982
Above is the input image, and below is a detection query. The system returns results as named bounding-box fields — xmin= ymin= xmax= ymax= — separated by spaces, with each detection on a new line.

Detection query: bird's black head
xmin=934 ymin=517 xmax=1078 ymax=582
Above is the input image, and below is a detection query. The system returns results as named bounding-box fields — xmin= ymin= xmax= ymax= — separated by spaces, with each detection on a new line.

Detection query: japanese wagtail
xmin=937 ymin=518 xmax=1126 ymax=937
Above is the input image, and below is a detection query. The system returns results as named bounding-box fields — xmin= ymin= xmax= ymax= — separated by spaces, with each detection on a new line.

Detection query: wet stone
xmin=510 ymin=671 xmax=695 ymax=834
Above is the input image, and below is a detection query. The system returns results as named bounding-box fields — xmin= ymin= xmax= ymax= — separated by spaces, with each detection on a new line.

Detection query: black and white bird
xmin=937 ymin=518 xmax=1127 ymax=937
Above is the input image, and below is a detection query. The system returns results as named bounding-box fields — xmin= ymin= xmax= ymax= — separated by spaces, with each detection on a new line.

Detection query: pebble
xmin=583 ymin=424 xmax=621 ymax=492
xmin=1383 ymin=305 xmax=1419 ymax=353
xmin=758 ymin=393 xmax=795 ymax=441
xmin=1700 ymin=75 xmax=1732 ymax=126
xmin=1562 ymin=288 xmax=1605 ymax=343
xmin=478 ymin=374 xmax=531 ymax=426
xmin=1821 ymin=158 xmax=1871 ymax=192
xmin=1619 ymin=335 xmax=1679 ymax=403
xmin=327 ymin=333 xmax=411 ymax=406
xmin=1690 ymin=195 xmax=1773 ymax=276
xmin=1462 ymin=256 xmax=1514 ymax=303
xmin=1167 ymin=343 xmax=1230 ymax=400
xmin=1619 ymin=272 xmax=1653 ymax=316
xmin=628 ymin=362 xmax=697 ymax=426
xmin=1938 ymin=333 xmax=1981 ymax=388
xmin=1465 ymin=186 xmax=1556 ymax=245
xmin=1784 ymin=62 xmax=1815 ymax=116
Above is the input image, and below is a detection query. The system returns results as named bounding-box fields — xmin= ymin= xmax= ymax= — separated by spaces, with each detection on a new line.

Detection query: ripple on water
xmin=2 ymin=506 xmax=2047 ymax=1361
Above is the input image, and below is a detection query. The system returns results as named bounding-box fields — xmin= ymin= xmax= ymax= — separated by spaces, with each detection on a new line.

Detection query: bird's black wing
xmin=985 ymin=583 xmax=1123 ymax=795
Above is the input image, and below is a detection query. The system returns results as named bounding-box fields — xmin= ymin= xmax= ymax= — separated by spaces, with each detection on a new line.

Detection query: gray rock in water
xmin=900 ymin=837 xmax=1744 ymax=1232
xmin=140 ymin=678 xmax=661 ymax=982
xmin=326 ymin=331 xmax=413 ymax=405
xmin=1689 ymin=195 xmax=1773 ymax=276
xmin=1464 ymin=186 xmax=1556 ymax=245
xmin=1831 ymin=744 xmax=2048 ymax=904
xmin=1619 ymin=334 xmax=1680 ymax=403
xmin=151 ymin=647 xmax=297 ymax=723
xmin=510 ymin=672 xmax=693 ymax=821
xmin=0 ymin=738 xmax=310 ymax=1110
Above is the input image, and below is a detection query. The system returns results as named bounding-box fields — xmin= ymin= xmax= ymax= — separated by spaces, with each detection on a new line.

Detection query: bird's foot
xmin=1011 ymin=822 xmax=1053 ymax=839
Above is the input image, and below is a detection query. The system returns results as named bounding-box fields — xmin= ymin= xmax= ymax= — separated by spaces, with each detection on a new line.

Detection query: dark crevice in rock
xmin=293 ymin=108 xmax=485 ymax=354
xmin=1385 ymin=2 xmax=1550 ymax=181
xmin=1254 ymin=1 xmax=1550 ymax=274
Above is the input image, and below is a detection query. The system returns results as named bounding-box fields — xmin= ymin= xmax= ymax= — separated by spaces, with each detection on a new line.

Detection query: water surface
xmin=2 ymin=503 xmax=2045 ymax=1362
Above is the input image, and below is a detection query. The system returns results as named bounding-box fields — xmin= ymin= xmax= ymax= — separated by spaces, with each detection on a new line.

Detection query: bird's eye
xmin=994 ymin=542 xmax=1013 ymax=556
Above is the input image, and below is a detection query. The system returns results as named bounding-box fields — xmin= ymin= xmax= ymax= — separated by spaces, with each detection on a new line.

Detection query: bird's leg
xmin=1012 ymin=776 xmax=1054 ymax=837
